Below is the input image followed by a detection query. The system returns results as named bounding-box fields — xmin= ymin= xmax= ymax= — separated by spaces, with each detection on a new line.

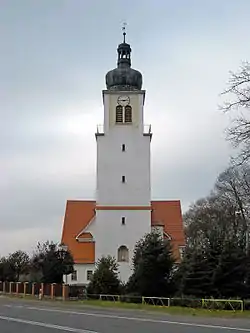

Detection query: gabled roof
xmin=61 ymin=200 xmax=185 ymax=264
xmin=61 ymin=200 xmax=95 ymax=264
xmin=151 ymin=200 xmax=184 ymax=242
xmin=151 ymin=200 xmax=185 ymax=261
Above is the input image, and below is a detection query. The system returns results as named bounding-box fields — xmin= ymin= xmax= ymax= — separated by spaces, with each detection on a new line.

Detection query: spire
xmin=122 ymin=22 xmax=127 ymax=43
xmin=105 ymin=26 xmax=142 ymax=91
xmin=117 ymin=23 xmax=131 ymax=68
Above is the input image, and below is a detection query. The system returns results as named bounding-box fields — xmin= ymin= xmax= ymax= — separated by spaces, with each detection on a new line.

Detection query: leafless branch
xmin=220 ymin=61 xmax=250 ymax=162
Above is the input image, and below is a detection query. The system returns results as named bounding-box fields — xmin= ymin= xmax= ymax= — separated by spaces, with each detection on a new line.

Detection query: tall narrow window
xmin=122 ymin=144 xmax=125 ymax=151
xmin=71 ymin=270 xmax=77 ymax=281
xmin=118 ymin=245 xmax=129 ymax=262
xmin=87 ymin=270 xmax=93 ymax=281
xmin=122 ymin=175 xmax=126 ymax=183
xmin=125 ymin=105 xmax=132 ymax=123
xmin=121 ymin=217 xmax=125 ymax=225
xmin=116 ymin=105 xmax=123 ymax=123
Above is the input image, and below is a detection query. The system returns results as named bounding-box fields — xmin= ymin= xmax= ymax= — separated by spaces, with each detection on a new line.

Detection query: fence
xmin=202 ymin=298 xmax=244 ymax=312
xmin=0 ymin=281 xmax=69 ymax=301
xmin=86 ymin=294 xmax=249 ymax=311
xmin=0 ymin=281 xmax=250 ymax=311
xmin=143 ymin=296 xmax=170 ymax=307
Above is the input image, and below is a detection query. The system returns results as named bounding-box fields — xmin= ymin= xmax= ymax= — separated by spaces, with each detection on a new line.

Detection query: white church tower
xmin=93 ymin=30 xmax=152 ymax=282
xmin=61 ymin=30 xmax=185 ymax=285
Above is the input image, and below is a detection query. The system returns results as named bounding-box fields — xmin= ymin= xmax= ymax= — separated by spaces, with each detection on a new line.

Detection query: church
xmin=61 ymin=31 xmax=185 ymax=285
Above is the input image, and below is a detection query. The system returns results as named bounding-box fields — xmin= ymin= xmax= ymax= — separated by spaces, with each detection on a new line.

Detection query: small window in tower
xmin=122 ymin=175 xmax=126 ymax=183
xmin=121 ymin=217 xmax=125 ymax=225
xmin=122 ymin=144 xmax=125 ymax=151
xmin=116 ymin=105 xmax=123 ymax=123
xmin=125 ymin=105 xmax=132 ymax=123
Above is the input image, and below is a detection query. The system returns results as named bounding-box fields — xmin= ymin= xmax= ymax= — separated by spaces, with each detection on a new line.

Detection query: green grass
xmin=77 ymin=299 xmax=250 ymax=318
xmin=2 ymin=294 xmax=250 ymax=318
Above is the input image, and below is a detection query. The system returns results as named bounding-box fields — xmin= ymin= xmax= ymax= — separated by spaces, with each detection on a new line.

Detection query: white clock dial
xmin=117 ymin=95 xmax=130 ymax=106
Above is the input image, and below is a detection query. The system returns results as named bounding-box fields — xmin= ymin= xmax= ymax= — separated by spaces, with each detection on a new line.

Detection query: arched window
xmin=116 ymin=105 xmax=123 ymax=123
xmin=117 ymin=245 xmax=129 ymax=262
xmin=125 ymin=105 xmax=132 ymax=123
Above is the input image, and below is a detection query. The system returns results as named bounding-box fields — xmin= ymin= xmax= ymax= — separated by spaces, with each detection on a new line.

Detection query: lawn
xmin=77 ymin=299 xmax=250 ymax=318
xmin=3 ymin=294 xmax=250 ymax=318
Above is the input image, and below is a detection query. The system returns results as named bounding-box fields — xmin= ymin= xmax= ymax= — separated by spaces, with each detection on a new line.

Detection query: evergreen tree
xmin=87 ymin=256 xmax=121 ymax=295
xmin=212 ymin=239 xmax=247 ymax=298
xmin=178 ymin=179 xmax=250 ymax=298
xmin=127 ymin=232 xmax=175 ymax=297
xmin=244 ymin=253 xmax=250 ymax=298
xmin=177 ymin=248 xmax=215 ymax=297
xmin=178 ymin=238 xmax=249 ymax=298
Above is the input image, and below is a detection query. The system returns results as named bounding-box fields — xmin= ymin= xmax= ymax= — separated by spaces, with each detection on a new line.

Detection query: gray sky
xmin=0 ymin=0 xmax=248 ymax=256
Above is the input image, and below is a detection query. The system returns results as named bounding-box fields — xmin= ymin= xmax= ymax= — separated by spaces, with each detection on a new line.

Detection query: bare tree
xmin=184 ymin=194 xmax=241 ymax=251
xmin=221 ymin=61 xmax=250 ymax=164
xmin=215 ymin=165 xmax=250 ymax=216
xmin=184 ymin=165 xmax=250 ymax=251
xmin=215 ymin=165 xmax=250 ymax=252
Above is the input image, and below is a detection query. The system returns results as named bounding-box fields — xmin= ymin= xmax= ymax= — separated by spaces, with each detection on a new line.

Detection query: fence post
xmin=41 ymin=283 xmax=44 ymax=298
xmin=16 ymin=282 xmax=20 ymax=296
xmin=51 ymin=283 xmax=55 ymax=300
xmin=62 ymin=284 xmax=69 ymax=301
xmin=9 ymin=282 xmax=13 ymax=295
xmin=24 ymin=282 xmax=28 ymax=297
xmin=32 ymin=283 xmax=35 ymax=297
xmin=3 ymin=282 xmax=6 ymax=294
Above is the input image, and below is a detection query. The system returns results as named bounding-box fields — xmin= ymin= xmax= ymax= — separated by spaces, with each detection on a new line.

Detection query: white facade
xmin=96 ymin=91 xmax=151 ymax=206
xmin=65 ymin=264 xmax=95 ymax=285
xmin=92 ymin=90 xmax=152 ymax=282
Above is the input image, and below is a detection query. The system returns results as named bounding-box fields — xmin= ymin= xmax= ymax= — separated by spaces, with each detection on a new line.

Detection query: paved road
xmin=1 ymin=297 xmax=250 ymax=332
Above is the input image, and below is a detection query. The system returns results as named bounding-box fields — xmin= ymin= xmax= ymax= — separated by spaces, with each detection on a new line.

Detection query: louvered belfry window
xmin=125 ymin=105 xmax=132 ymax=123
xmin=116 ymin=105 xmax=123 ymax=123
xmin=116 ymin=105 xmax=132 ymax=123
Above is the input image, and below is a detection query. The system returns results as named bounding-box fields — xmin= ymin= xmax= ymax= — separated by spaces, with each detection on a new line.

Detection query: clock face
xmin=117 ymin=95 xmax=130 ymax=106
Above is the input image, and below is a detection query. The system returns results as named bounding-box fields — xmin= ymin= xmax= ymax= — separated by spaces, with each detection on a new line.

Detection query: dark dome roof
xmin=106 ymin=66 xmax=142 ymax=91
xmin=105 ymin=37 xmax=143 ymax=91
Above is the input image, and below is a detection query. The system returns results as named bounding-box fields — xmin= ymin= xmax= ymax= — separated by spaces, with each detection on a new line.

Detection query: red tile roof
xmin=151 ymin=200 xmax=185 ymax=261
xmin=61 ymin=200 xmax=95 ymax=264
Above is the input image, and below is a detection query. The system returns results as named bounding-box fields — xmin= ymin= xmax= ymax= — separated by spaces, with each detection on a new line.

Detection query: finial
xmin=122 ymin=22 xmax=127 ymax=43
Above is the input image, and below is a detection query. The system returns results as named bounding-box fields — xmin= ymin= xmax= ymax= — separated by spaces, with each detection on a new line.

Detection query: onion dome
xmin=105 ymin=30 xmax=142 ymax=91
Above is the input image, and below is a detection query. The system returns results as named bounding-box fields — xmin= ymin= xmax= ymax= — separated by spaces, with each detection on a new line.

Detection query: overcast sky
xmin=1 ymin=0 xmax=249 ymax=256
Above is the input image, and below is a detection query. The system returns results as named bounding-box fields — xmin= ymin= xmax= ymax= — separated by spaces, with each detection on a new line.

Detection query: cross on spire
xmin=122 ymin=22 xmax=127 ymax=43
